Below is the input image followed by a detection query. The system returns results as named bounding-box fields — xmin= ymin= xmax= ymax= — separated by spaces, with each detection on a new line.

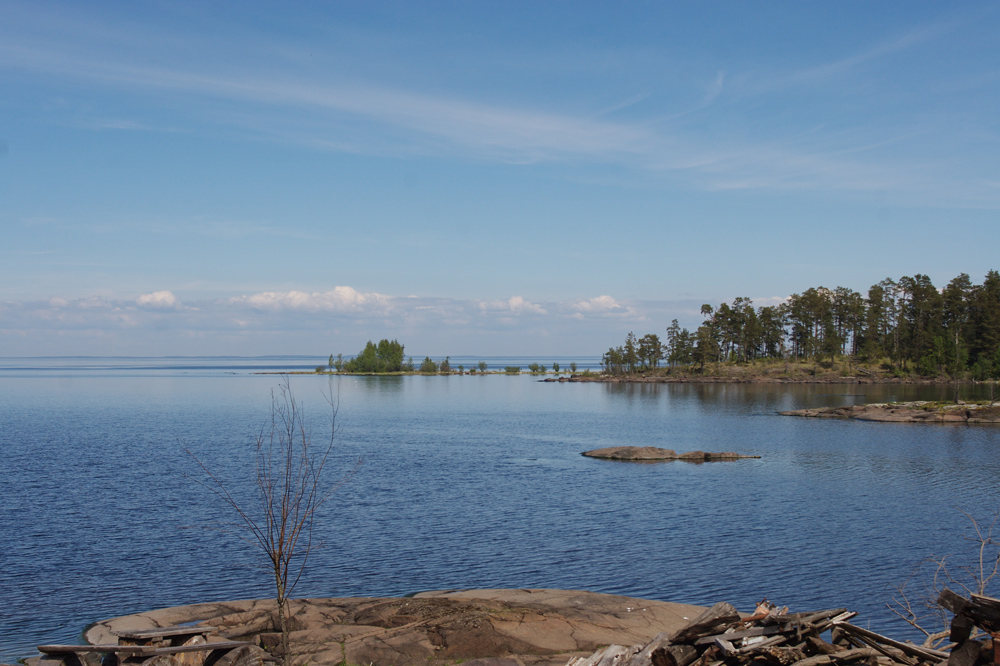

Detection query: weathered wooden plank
xmin=804 ymin=635 xmax=841 ymax=656
xmin=734 ymin=635 xmax=786 ymax=654
xmin=710 ymin=638 xmax=735 ymax=656
xmin=652 ymin=644 xmax=698 ymax=666
xmin=966 ymin=594 xmax=1000 ymax=630
xmin=777 ymin=610 xmax=850 ymax=627
xmin=939 ymin=589 xmax=970 ymax=616
xmin=832 ymin=622 xmax=948 ymax=662
xmin=788 ymin=648 xmax=881 ymax=666
xmin=568 ymin=645 xmax=639 ymax=666
xmin=38 ymin=646 xmax=149 ymax=655
xmin=693 ymin=625 xmax=781 ymax=645
xmin=969 ymin=593 xmax=1000 ymax=611
xmin=946 ymin=638 xmax=984 ymax=666
xmin=668 ymin=603 xmax=741 ymax=644
xmin=114 ymin=627 xmax=215 ymax=640
xmin=622 ymin=632 xmax=697 ymax=666
xmin=625 ymin=631 xmax=671 ymax=666
xmin=146 ymin=641 xmax=253 ymax=656
xmin=39 ymin=642 xmax=250 ymax=658
xmin=950 ymin=615 xmax=974 ymax=643
xmin=596 ymin=645 xmax=641 ymax=666
xmin=842 ymin=631 xmax=916 ymax=665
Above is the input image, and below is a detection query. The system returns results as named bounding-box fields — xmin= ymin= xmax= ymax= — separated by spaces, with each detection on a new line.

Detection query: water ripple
xmin=2 ymin=375 xmax=1000 ymax=661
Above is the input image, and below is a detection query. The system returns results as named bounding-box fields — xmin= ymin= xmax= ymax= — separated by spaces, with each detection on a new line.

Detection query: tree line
xmin=328 ymin=340 xmax=499 ymax=374
xmin=602 ymin=270 xmax=1000 ymax=378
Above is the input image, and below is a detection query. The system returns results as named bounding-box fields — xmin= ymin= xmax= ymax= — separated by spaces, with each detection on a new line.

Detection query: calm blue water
xmin=2 ymin=358 xmax=999 ymax=662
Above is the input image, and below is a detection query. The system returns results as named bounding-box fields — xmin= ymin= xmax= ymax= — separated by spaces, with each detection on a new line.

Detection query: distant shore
xmin=262 ymin=368 xmax=989 ymax=386
xmin=552 ymin=374 xmax=975 ymax=385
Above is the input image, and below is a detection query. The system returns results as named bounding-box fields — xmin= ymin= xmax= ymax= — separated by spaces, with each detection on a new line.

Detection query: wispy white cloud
xmin=778 ymin=22 xmax=952 ymax=88
xmin=750 ymin=296 xmax=790 ymax=309
xmin=703 ymin=71 xmax=725 ymax=105
xmin=567 ymin=295 xmax=626 ymax=314
xmin=478 ymin=296 xmax=546 ymax=315
xmin=1 ymin=288 xmax=691 ymax=334
xmin=0 ymin=287 xmax=721 ymax=355
xmin=227 ymin=287 xmax=391 ymax=313
xmin=0 ymin=39 xmax=653 ymax=165
xmin=136 ymin=290 xmax=181 ymax=309
xmin=0 ymin=5 xmax=995 ymax=209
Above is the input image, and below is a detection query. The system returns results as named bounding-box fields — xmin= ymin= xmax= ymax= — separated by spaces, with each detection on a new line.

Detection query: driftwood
xmin=567 ymin=598 xmax=958 ymax=666
xmin=936 ymin=589 xmax=1000 ymax=666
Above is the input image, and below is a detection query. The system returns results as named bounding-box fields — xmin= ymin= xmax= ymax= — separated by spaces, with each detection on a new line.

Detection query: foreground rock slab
xmin=83 ymin=589 xmax=706 ymax=666
xmin=582 ymin=447 xmax=759 ymax=462
xmin=780 ymin=402 xmax=1000 ymax=423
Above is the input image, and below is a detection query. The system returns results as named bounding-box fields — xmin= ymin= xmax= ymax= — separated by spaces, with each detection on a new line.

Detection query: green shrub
xmin=420 ymin=357 xmax=438 ymax=373
xmin=504 ymin=366 xmax=521 ymax=374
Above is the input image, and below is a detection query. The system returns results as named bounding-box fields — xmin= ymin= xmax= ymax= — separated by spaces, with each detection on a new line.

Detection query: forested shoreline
xmin=602 ymin=271 xmax=1000 ymax=379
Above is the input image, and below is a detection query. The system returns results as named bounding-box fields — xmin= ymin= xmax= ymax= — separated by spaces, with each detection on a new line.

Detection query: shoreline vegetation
xmin=285 ymin=270 xmax=1000 ymax=387
xmin=299 ymin=338 xmax=587 ymax=377
xmin=599 ymin=270 xmax=1000 ymax=384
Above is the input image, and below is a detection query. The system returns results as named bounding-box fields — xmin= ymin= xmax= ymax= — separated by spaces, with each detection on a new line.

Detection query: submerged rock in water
xmin=581 ymin=446 xmax=759 ymax=461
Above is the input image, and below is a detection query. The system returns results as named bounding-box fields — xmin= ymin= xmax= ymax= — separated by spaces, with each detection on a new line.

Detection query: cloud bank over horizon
xmin=0 ymin=287 xmax=730 ymax=357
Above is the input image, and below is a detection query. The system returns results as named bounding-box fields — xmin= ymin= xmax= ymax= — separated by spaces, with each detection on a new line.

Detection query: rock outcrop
xmin=83 ymin=590 xmax=706 ymax=666
xmin=581 ymin=447 xmax=759 ymax=462
xmin=780 ymin=402 xmax=1000 ymax=423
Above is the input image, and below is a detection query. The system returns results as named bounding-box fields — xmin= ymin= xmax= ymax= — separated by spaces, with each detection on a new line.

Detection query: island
xmin=780 ymin=401 xmax=1000 ymax=423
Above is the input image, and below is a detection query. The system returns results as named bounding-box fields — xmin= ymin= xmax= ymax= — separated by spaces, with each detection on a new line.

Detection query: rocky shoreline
xmin=780 ymin=401 xmax=1000 ymax=423
xmin=70 ymin=590 xmax=705 ymax=666
xmin=26 ymin=588 xmax=992 ymax=666
xmin=24 ymin=588 xmax=1000 ymax=666
xmin=547 ymin=375 xmax=968 ymax=385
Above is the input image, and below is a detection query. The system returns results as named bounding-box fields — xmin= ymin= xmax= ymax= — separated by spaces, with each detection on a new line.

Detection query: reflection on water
xmin=353 ymin=374 xmax=405 ymax=394
xmin=1 ymin=369 xmax=999 ymax=662
xmin=604 ymin=379 xmax=999 ymax=410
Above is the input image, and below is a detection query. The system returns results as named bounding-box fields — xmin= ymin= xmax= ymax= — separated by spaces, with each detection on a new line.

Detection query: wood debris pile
xmin=568 ymin=596 xmax=968 ymax=666
xmin=937 ymin=590 xmax=1000 ymax=666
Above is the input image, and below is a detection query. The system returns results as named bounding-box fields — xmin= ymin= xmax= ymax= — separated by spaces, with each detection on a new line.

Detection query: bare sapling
xmin=887 ymin=510 xmax=1000 ymax=648
xmin=187 ymin=378 xmax=359 ymax=666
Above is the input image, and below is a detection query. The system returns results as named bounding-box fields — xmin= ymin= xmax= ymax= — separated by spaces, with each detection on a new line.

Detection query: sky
xmin=1 ymin=1 xmax=999 ymax=357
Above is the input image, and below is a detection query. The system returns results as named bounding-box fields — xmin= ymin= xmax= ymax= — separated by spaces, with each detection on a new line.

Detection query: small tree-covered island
xmin=317 ymin=339 xmax=575 ymax=376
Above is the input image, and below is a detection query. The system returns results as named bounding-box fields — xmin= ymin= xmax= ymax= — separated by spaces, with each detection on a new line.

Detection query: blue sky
xmin=2 ymin=1 xmax=998 ymax=356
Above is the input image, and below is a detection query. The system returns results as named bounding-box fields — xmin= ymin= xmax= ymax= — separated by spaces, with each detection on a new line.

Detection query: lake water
xmin=2 ymin=357 xmax=999 ymax=662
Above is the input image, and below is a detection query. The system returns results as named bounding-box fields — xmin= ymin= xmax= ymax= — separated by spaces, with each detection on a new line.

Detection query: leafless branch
xmin=186 ymin=377 xmax=359 ymax=666
xmin=887 ymin=511 xmax=1000 ymax=648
